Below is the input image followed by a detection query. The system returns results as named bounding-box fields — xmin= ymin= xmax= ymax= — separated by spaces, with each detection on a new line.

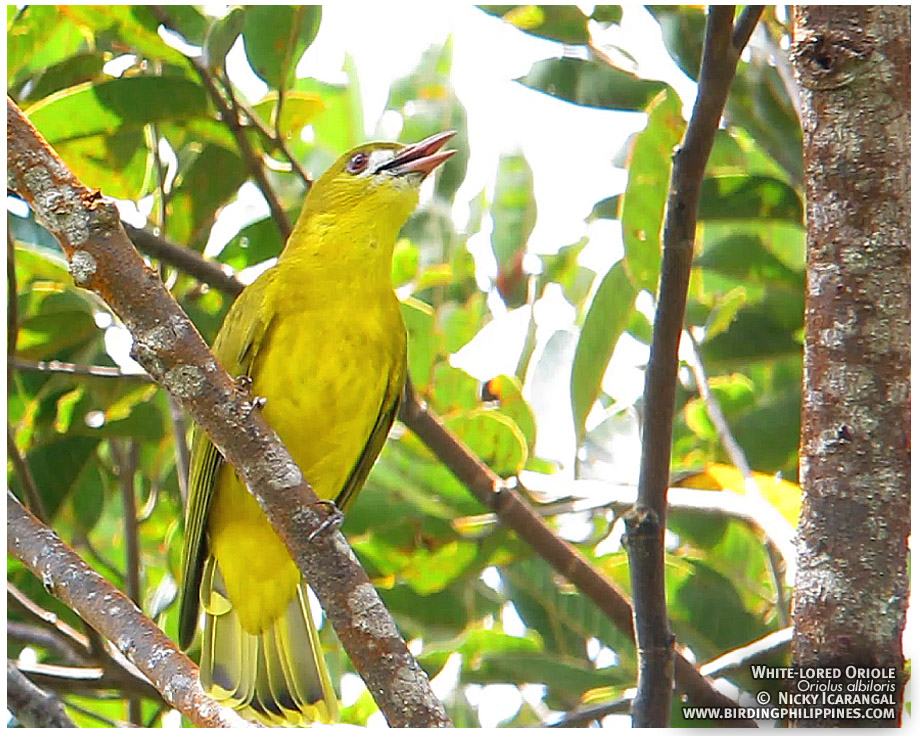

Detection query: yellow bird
xmin=178 ymin=132 xmax=456 ymax=725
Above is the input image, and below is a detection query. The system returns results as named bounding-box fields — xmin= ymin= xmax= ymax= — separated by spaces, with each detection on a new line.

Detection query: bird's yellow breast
xmin=208 ymin=269 xmax=405 ymax=633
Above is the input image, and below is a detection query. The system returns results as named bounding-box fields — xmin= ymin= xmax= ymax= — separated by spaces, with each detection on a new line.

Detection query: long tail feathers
xmin=199 ymin=558 xmax=339 ymax=726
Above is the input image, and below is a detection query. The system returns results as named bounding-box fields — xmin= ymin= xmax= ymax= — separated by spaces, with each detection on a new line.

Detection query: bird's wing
xmin=177 ymin=276 xmax=275 ymax=650
xmin=334 ymin=355 xmax=407 ymax=512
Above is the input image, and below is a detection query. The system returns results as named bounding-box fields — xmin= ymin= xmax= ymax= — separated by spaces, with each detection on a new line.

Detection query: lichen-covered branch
xmin=8 ymin=492 xmax=248 ymax=727
xmin=7 ymin=96 xmax=449 ymax=728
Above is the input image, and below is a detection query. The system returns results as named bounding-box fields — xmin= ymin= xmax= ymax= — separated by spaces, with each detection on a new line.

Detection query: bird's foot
xmin=233 ymin=374 xmax=266 ymax=416
xmin=307 ymin=500 xmax=344 ymax=541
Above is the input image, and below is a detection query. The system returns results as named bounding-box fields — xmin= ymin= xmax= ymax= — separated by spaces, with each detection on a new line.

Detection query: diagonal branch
xmin=150 ymin=6 xmax=291 ymax=241
xmin=7 ymin=659 xmax=77 ymax=728
xmin=8 ymin=493 xmax=247 ymax=727
xmin=7 ymin=96 xmax=449 ymax=728
xmin=399 ymin=385 xmax=755 ymax=724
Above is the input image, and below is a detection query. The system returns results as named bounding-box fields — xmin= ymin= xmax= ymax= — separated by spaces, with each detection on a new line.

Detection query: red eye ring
xmin=347 ymin=151 xmax=369 ymax=174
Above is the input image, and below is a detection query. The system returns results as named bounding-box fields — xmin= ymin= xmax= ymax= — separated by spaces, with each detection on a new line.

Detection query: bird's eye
xmin=346 ymin=151 xmax=369 ymax=175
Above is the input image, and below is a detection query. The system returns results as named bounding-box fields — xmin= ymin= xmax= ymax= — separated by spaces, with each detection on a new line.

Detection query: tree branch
xmin=399 ymin=386 xmax=754 ymax=723
xmin=8 ymin=493 xmax=246 ymax=727
xmin=629 ymin=5 xmax=763 ymax=727
xmin=123 ymin=224 xmax=244 ymax=297
xmin=7 ymin=659 xmax=77 ymax=728
xmin=8 ymin=96 xmax=449 ymax=727
xmin=151 ymin=6 xmax=292 ymax=241
xmin=8 ymin=423 xmax=47 ymax=522
xmin=14 ymin=660 xmax=162 ymax=702
xmin=8 ymin=581 xmax=165 ymax=706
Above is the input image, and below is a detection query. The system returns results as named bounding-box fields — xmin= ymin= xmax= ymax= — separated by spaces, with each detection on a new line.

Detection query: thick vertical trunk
xmin=791 ymin=6 xmax=909 ymax=727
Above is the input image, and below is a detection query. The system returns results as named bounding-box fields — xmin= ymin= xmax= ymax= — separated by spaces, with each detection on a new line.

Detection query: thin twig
xmin=8 ymin=583 xmax=92 ymax=659
xmin=8 ymin=581 xmax=165 ymax=705
xmin=149 ymin=123 xmax=191 ymax=508
xmin=8 ymin=229 xmax=19 ymax=358
xmin=123 ymin=224 xmax=244 ymax=297
xmin=7 ymin=621 xmax=87 ymax=666
xmin=62 ymin=698 xmax=136 ymax=728
xmin=699 ymin=627 xmax=793 ymax=679
xmin=16 ymin=660 xmax=162 ymax=702
xmin=7 ymin=659 xmax=77 ymax=728
xmin=9 ymin=356 xmax=152 ymax=381
xmin=8 ymin=423 xmax=47 ymax=522
xmin=219 ymin=68 xmax=313 ymax=187
xmin=151 ymin=6 xmax=292 ymax=241
xmin=8 ymin=492 xmax=249 ymax=727
xmin=112 ymin=440 xmax=142 ymax=721
xmin=682 ymin=330 xmax=790 ymax=625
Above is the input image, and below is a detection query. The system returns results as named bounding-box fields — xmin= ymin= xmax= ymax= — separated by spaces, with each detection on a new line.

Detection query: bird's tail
xmin=198 ymin=558 xmax=339 ymax=726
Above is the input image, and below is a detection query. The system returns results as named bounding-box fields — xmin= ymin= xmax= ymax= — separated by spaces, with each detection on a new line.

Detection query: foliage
xmin=8 ymin=5 xmax=802 ymax=728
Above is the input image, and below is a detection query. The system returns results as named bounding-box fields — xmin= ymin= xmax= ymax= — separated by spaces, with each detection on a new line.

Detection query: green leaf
xmin=469 ymin=651 xmax=631 ymax=704
xmin=571 ymin=261 xmax=635 ymax=443
xmin=430 ymin=364 xmax=480 ymax=416
xmin=64 ymin=6 xmax=190 ymax=67
xmin=25 ymin=76 xmax=209 ymax=144
xmin=445 ymin=409 xmax=528 ymax=478
xmin=402 ymin=539 xmax=479 ymax=595
xmin=480 ymin=5 xmax=591 ymax=45
xmin=295 ymin=67 xmax=363 ymax=155
xmin=696 ymin=233 xmax=804 ymax=291
xmin=724 ymin=52 xmax=803 ymax=186
xmin=481 ymin=375 xmax=537 ymax=452
xmin=54 ymin=128 xmax=152 ymax=200
xmin=620 ymin=87 xmax=684 ymax=292
xmin=586 ymin=194 xmax=620 ymax=221
xmin=400 ymin=298 xmax=439 ymax=390
xmin=20 ymin=52 xmax=106 ymax=104
xmin=69 ymin=462 xmax=105 ymax=532
xmin=17 ymin=292 xmax=100 ymax=360
xmin=7 ymin=6 xmax=86 ymax=82
xmin=167 ymin=144 xmax=248 ymax=248
xmin=165 ymin=5 xmax=210 ymax=45
xmin=591 ymin=6 xmax=623 ymax=25
xmin=218 ymin=215 xmax=287 ymax=270
xmin=242 ymin=6 xmax=322 ymax=90
xmin=703 ymin=286 xmax=749 ymax=340
xmin=669 ymin=557 xmax=770 ymax=658
xmin=646 ymin=6 xmax=706 ymax=80
xmin=517 ymin=57 xmax=668 ymax=112
xmin=491 ymin=153 xmax=535 ymax=308
xmin=390 ymin=238 xmax=419 ymax=288
xmin=204 ymin=6 xmax=245 ymax=69
xmin=504 ymin=558 xmax=636 ymax=660
xmin=253 ymin=90 xmax=325 ymax=139
xmin=699 ymin=175 xmax=804 ymax=224
xmin=23 ymin=435 xmax=101 ymax=520
xmin=384 ymin=39 xmax=470 ymax=202
xmin=536 ymin=238 xmax=594 ymax=309
xmin=699 ymin=308 xmax=802 ymax=368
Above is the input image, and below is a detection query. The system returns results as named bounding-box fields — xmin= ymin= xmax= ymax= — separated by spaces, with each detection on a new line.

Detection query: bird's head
xmin=302 ymin=131 xmax=456 ymax=230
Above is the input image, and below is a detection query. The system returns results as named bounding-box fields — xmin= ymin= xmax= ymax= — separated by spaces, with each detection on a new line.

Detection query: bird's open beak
xmin=377 ymin=131 xmax=456 ymax=178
